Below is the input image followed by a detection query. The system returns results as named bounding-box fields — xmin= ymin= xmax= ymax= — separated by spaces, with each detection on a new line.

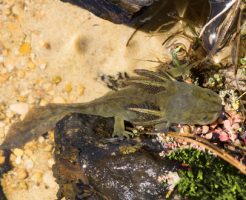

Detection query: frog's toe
xmin=112 ymin=130 xmax=133 ymax=138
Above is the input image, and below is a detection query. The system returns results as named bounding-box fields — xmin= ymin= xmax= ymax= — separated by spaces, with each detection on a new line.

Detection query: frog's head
xmin=165 ymin=82 xmax=222 ymax=125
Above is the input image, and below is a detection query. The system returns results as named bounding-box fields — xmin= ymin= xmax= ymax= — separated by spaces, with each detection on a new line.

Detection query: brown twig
xmin=166 ymin=132 xmax=246 ymax=175
xmin=126 ymin=23 xmax=146 ymax=47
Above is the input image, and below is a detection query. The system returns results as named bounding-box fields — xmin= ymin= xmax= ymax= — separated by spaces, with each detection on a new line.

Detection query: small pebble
xmin=18 ymin=181 xmax=28 ymax=190
xmin=27 ymin=59 xmax=36 ymax=70
xmin=232 ymin=123 xmax=240 ymax=131
xmin=31 ymin=171 xmax=43 ymax=185
xmin=0 ymin=73 xmax=10 ymax=84
xmin=15 ymin=156 xmax=22 ymax=165
xmin=43 ymin=42 xmax=51 ymax=50
xmin=0 ymin=112 xmax=5 ymax=120
xmin=20 ymin=89 xmax=30 ymax=96
xmin=202 ymin=126 xmax=209 ymax=134
xmin=0 ymin=121 xmax=5 ymax=128
xmin=52 ymin=75 xmax=62 ymax=85
xmin=17 ymin=70 xmax=26 ymax=79
xmin=223 ymin=119 xmax=231 ymax=130
xmin=0 ymin=150 xmax=6 ymax=165
xmin=10 ymin=153 xmax=16 ymax=162
xmin=77 ymin=84 xmax=85 ymax=96
xmin=28 ymin=96 xmax=36 ymax=104
xmin=227 ymin=145 xmax=235 ymax=151
xmin=3 ymin=7 xmax=12 ymax=16
xmin=65 ymin=82 xmax=72 ymax=93
xmin=234 ymin=139 xmax=241 ymax=147
xmin=9 ymin=182 xmax=18 ymax=190
xmin=5 ymin=109 xmax=14 ymax=118
xmin=0 ymin=55 xmax=4 ymax=63
xmin=204 ymin=132 xmax=213 ymax=140
xmin=39 ymin=63 xmax=47 ymax=70
xmin=43 ymin=171 xmax=57 ymax=188
xmin=24 ymin=159 xmax=34 ymax=170
xmin=233 ymin=113 xmax=244 ymax=123
xmin=232 ymin=101 xmax=239 ymax=110
xmin=13 ymin=148 xmax=24 ymax=157
xmin=48 ymin=131 xmax=55 ymax=141
xmin=47 ymin=158 xmax=55 ymax=168
xmin=11 ymin=3 xmax=24 ymax=15
xmin=0 ymin=155 xmax=5 ymax=165
xmin=182 ymin=125 xmax=191 ymax=134
xmin=24 ymin=149 xmax=33 ymax=157
xmin=19 ymin=43 xmax=31 ymax=55
xmin=6 ymin=64 xmax=14 ymax=72
xmin=39 ymin=99 xmax=48 ymax=106
xmin=9 ymin=103 xmax=29 ymax=115
xmin=16 ymin=168 xmax=28 ymax=179
xmin=44 ymin=144 xmax=53 ymax=152
xmin=24 ymin=141 xmax=37 ymax=151
xmin=38 ymin=136 xmax=45 ymax=144
xmin=17 ymin=95 xmax=27 ymax=102
xmin=2 ymin=49 xmax=9 ymax=56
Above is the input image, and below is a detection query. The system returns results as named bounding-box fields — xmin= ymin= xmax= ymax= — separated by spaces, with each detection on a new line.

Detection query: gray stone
xmin=53 ymin=113 xmax=177 ymax=200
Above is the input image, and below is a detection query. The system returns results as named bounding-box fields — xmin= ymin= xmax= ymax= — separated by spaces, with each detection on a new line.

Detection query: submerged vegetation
xmin=166 ymin=148 xmax=246 ymax=200
xmin=155 ymin=0 xmax=246 ymax=199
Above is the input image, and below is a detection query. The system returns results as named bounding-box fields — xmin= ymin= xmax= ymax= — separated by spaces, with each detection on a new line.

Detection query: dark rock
xmin=61 ymin=0 xmax=158 ymax=24
xmin=60 ymin=0 xmax=210 ymax=34
xmin=53 ymin=113 xmax=177 ymax=200
xmin=0 ymin=150 xmax=12 ymax=200
xmin=60 ymin=0 xmax=183 ymax=32
xmin=0 ymin=186 xmax=7 ymax=200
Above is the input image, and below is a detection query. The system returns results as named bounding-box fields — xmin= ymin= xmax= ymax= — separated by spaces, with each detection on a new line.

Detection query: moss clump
xmin=166 ymin=148 xmax=246 ymax=200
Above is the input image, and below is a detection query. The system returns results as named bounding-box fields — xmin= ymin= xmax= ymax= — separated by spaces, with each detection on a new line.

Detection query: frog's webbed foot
xmin=113 ymin=116 xmax=133 ymax=138
xmin=100 ymin=72 xmax=129 ymax=91
xmin=112 ymin=130 xmax=134 ymax=138
xmin=122 ymin=69 xmax=175 ymax=94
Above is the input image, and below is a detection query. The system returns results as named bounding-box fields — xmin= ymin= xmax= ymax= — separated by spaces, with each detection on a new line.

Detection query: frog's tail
xmin=0 ymin=104 xmax=84 ymax=150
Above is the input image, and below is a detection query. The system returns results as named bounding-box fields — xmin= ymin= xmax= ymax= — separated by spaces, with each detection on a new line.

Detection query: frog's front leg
xmin=112 ymin=116 xmax=133 ymax=138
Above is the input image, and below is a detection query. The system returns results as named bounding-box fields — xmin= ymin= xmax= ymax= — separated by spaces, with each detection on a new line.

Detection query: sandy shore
xmin=0 ymin=0 xmax=175 ymax=199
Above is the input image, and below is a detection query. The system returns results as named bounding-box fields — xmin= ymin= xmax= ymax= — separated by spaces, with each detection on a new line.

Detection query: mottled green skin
xmin=1 ymin=70 xmax=222 ymax=149
xmin=162 ymin=81 xmax=222 ymax=125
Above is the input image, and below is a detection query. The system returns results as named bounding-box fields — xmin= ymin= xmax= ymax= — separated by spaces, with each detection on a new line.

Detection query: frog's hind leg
xmin=123 ymin=69 xmax=176 ymax=90
xmin=100 ymin=72 xmax=129 ymax=91
xmin=123 ymin=77 xmax=171 ymax=95
xmin=134 ymin=69 xmax=173 ymax=82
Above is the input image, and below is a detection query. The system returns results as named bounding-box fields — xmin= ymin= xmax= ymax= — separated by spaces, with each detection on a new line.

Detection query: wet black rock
xmin=61 ymin=0 xmax=157 ymax=24
xmin=0 ymin=150 xmax=12 ymax=200
xmin=0 ymin=186 xmax=7 ymax=200
xmin=60 ymin=0 xmax=210 ymax=34
xmin=53 ymin=113 xmax=177 ymax=200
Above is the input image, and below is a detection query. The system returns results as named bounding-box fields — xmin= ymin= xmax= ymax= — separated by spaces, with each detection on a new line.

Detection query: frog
xmin=0 ymin=69 xmax=222 ymax=149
